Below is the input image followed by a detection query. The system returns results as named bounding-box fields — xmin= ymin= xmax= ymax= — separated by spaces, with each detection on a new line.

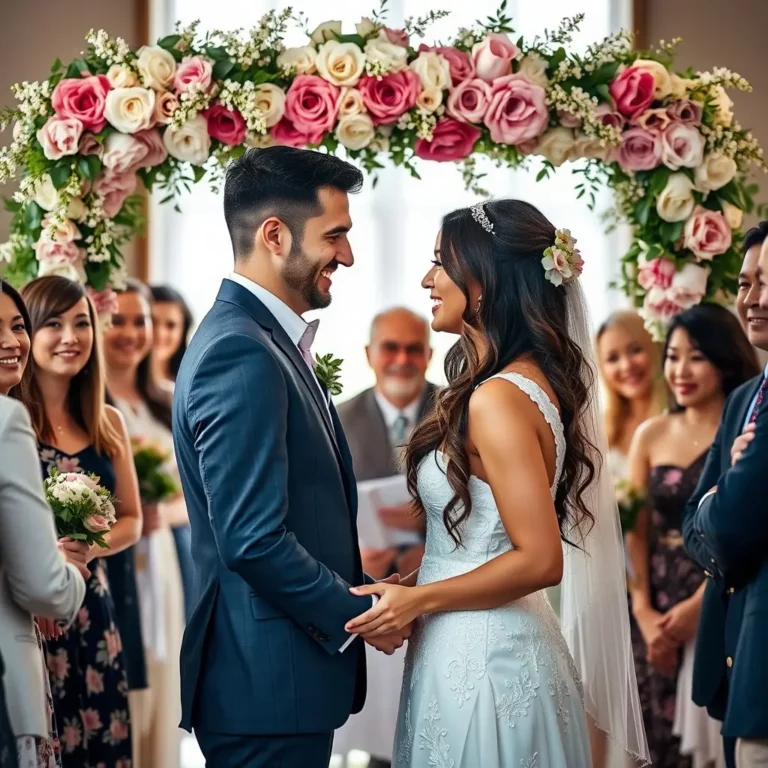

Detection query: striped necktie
xmin=748 ymin=376 xmax=768 ymax=425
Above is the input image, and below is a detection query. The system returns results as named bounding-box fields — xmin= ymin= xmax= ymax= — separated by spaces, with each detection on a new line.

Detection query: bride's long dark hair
xmin=405 ymin=199 xmax=596 ymax=546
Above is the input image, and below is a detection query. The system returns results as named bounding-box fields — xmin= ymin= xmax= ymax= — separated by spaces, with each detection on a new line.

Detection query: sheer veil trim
xmin=560 ymin=281 xmax=650 ymax=765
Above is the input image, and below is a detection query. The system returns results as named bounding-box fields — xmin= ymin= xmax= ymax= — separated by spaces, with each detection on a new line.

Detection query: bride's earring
xmin=470 ymin=295 xmax=483 ymax=321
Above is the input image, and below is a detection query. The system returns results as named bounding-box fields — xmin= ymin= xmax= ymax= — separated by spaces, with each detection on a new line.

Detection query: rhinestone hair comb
xmin=470 ymin=202 xmax=494 ymax=234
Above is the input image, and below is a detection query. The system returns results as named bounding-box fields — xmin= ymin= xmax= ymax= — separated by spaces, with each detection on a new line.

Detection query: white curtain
xmin=149 ymin=0 xmax=631 ymax=396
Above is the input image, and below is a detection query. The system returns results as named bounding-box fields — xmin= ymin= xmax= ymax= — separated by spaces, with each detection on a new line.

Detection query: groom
xmin=173 ymin=146 xmax=411 ymax=766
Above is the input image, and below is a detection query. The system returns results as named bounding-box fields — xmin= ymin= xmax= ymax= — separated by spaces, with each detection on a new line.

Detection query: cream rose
xmin=253 ymin=83 xmax=286 ymax=128
xmin=364 ymin=37 xmax=408 ymax=74
xmin=33 ymin=174 xmax=58 ymax=211
xmin=416 ymin=87 xmax=443 ymax=113
xmin=316 ymin=41 xmax=365 ymax=87
xmin=335 ymin=113 xmax=375 ymax=150
xmin=276 ymin=46 xmax=317 ymax=75
xmin=136 ymin=45 xmax=177 ymax=91
xmin=656 ymin=173 xmax=696 ymax=222
xmin=355 ymin=17 xmax=378 ymax=38
xmin=107 ymin=64 xmax=139 ymax=89
xmin=721 ymin=201 xmax=743 ymax=230
xmin=517 ymin=53 xmax=550 ymax=89
xmin=711 ymin=85 xmax=734 ymax=127
xmin=162 ymin=114 xmax=211 ymax=165
xmin=574 ymin=132 xmax=614 ymax=163
xmin=37 ymin=254 xmax=87 ymax=283
xmin=633 ymin=58 xmax=673 ymax=99
xmin=409 ymin=52 xmax=452 ymax=91
xmin=153 ymin=91 xmax=179 ymax=125
xmin=67 ymin=197 xmax=87 ymax=222
xmin=669 ymin=74 xmax=694 ymax=99
xmin=339 ymin=87 xmax=366 ymax=116
xmin=694 ymin=152 xmax=737 ymax=193
xmin=40 ymin=216 xmax=81 ymax=244
xmin=104 ymin=87 xmax=156 ymax=134
xmin=310 ymin=20 xmax=342 ymax=46
xmin=535 ymin=127 xmax=576 ymax=167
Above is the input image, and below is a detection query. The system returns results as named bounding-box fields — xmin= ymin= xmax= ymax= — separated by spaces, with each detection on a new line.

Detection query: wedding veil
xmin=559 ymin=280 xmax=650 ymax=766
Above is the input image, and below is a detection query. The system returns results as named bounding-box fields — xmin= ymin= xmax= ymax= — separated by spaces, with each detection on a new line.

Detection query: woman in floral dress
xmin=626 ymin=305 xmax=758 ymax=767
xmin=15 ymin=277 xmax=142 ymax=768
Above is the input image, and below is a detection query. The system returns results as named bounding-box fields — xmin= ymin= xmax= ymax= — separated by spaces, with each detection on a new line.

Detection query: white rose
xmin=37 ymin=257 xmax=87 ymax=283
xmin=409 ymin=52 xmax=452 ymax=91
xmin=339 ymin=87 xmax=366 ymax=117
xmin=669 ymin=73 xmax=693 ymax=99
xmin=310 ymin=20 xmax=342 ymax=46
xmin=416 ymin=87 xmax=443 ymax=113
xmin=253 ymin=83 xmax=286 ymax=128
xmin=276 ymin=46 xmax=317 ymax=75
xmin=364 ymin=37 xmax=408 ymax=74
xmin=162 ymin=114 xmax=211 ymax=165
xmin=517 ymin=53 xmax=550 ymax=89
xmin=335 ymin=113 xmax=375 ymax=151
xmin=136 ymin=45 xmax=177 ymax=91
xmin=668 ymin=262 xmax=709 ymax=309
xmin=661 ymin=122 xmax=705 ymax=170
xmin=316 ymin=41 xmax=366 ymax=87
xmin=656 ymin=172 xmax=696 ymax=222
xmin=694 ymin=152 xmax=738 ymax=193
xmin=711 ymin=85 xmax=734 ymax=127
xmin=356 ymin=17 xmax=378 ymax=38
xmin=107 ymin=64 xmax=139 ymax=89
xmin=722 ymin=201 xmax=744 ymax=230
xmin=634 ymin=58 xmax=673 ymax=99
xmin=535 ymin=127 xmax=576 ymax=167
xmin=104 ymin=87 xmax=156 ymax=134
xmin=33 ymin=174 xmax=58 ymax=211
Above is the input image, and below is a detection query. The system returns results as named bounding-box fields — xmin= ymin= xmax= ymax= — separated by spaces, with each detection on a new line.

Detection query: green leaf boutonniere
xmin=314 ymin=353 xmax=343 ymax=396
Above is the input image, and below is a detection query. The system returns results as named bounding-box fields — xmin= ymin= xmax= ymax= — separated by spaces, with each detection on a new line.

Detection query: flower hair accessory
xmin=541 ymin=228 xmax=584 ymax=287
xmin=470 ymin=202 xmax=494 ymax=234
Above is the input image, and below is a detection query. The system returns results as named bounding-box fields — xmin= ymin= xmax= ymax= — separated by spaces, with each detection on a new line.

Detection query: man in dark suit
xmin=173 ymin=147 xmax=411 ymax=767
xmin=338 ymin=307 xmax=437 ymax=579
xmin=684 ymin=221 xmax=768 ymax=768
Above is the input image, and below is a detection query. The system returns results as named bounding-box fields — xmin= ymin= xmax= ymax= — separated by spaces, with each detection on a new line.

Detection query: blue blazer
xmin=683 ymin=375 xmax=768 ymax=740
xmin=173 ymin=279 xmax=373 ymax=736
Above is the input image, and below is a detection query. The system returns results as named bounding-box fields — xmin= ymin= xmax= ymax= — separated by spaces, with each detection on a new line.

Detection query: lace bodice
xmin=417 ymin=373 xmax=565 ymax=586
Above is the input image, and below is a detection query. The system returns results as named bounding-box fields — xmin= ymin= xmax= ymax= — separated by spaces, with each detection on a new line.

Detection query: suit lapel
xmin=363 ymin=389 xmax=394 ymax=474
xmin=726 ymin=376 xmax=763 ymax=449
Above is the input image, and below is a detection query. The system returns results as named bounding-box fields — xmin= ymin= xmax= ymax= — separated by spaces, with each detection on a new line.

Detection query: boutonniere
xmin=314 ymin=353 xmax=343 ymax=396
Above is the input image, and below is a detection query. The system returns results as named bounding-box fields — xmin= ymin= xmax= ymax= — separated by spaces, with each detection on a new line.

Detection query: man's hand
xmin=731 ymin=422 xmax=756 ymax=466
xmin=363 ymin=623 xmax=414 ymax=655
xmin=658 ymin=597 xmax=701 ymax=644
xmin=58 ymin=538 xmax=91 ymax=580
xmin=361 ymin=548 xmax=397 ymax=580
xmin=377 ymin=502 xmax=424 ymax=532
xmin=396 ymin=544 xmax=425 ymax=577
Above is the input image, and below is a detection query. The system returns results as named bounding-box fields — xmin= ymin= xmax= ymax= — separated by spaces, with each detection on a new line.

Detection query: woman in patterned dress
xmin=626 ymin=305 xmax=758 ymax=767
xmin=15 ymin=277 xmax=142 ymax=768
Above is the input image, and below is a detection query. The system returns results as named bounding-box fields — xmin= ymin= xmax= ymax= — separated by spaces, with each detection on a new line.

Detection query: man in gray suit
xmin=338 ymin=308 xmax=437 ymax=579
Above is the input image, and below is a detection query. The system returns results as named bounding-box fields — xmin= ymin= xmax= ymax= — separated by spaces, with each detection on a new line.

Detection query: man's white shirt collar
xmin=374 ymin=388 xmax=422 ymax=430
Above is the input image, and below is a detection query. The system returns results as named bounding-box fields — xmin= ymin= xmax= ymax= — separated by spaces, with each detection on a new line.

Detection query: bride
xmin=346 ymin=200 xmax=649 ymax=767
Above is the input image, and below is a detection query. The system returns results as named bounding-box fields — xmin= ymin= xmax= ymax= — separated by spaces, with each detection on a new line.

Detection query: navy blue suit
xmin=173 ymin=279 xmax=373 ymax=765
xmin=683 ymin=375 xmax=768 ymax=763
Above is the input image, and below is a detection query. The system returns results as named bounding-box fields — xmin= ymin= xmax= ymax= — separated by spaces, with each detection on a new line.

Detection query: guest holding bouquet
xmin=13 ymin=276 xmax=142 ymax=768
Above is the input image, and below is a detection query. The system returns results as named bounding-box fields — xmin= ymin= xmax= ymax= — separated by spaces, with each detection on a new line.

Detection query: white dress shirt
xmin=374 ymin=389 xmax=422 ymax=438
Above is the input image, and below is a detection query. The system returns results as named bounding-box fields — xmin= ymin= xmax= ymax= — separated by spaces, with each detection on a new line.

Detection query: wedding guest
xmin=15 ymin=276 xmax=142 ymax=768
xmin=338 ymin=308 xmax=437 ymax=581
xmin=626 ymin=304 xmax=758 ymax=768
xmin=684 ymin=221 xmax=768 ymax=768
xmin=149 ymin=284 xmax=194 ymax=620
xmin=104 ymin=279 xmax=183 ymax=768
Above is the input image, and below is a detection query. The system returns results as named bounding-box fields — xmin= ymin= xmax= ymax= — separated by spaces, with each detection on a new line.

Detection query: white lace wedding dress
xmin=393 ymin=373 xmax=592 ymax=768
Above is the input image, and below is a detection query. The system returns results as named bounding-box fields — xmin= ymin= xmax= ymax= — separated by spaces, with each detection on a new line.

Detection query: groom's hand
xmin=363 ymin=623 xmax=413 ymax=655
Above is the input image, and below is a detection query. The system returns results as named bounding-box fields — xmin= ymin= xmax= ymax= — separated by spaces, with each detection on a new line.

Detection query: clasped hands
xmin=635 ymin=597 xmax=701 ymax=676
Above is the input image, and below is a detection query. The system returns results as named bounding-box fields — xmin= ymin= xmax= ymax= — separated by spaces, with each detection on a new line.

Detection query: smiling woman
xmin=0 ymin=282 xmax=31 ymax=397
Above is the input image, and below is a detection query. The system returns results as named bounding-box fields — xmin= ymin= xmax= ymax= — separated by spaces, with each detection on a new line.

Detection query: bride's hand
xmin=346 ymin=582 xmax=421 ymax=636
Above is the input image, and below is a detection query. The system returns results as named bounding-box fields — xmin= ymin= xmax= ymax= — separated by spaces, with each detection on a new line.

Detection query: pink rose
xmin=661 ymin=121 xmax=705 ymax=170
xmin=133 ymin=129 xmax=167 ymax=168
xmin=34 ymin=238 xmax=83 ymax=264
xmin=638 ymin=257 xmax=676 ymax=290
xmin=414 ymin=118 xmax=482 ymax=162
xmin=643 ymin=287 xmax=684 ymax=322
xmin=446 ymin=78 xmax=492 ymax=123
xmin=483 ymin=74 xmax=548 ymax=145
xmin=667 ymin=99 xmax=703 ymax=126
xmin=472 ymin=33 xmax=519 ymax=83
xmin=84 ymin=514 xmax=110 ymax=533
xmin=173 ymin=55 xmax=214 ymax=94
xmin=51 ymin=75 xmax=112 ymax=133
xmin=618 ymin=127 xmax=662 ymax=172
xmin=634 ymin=108 xmax=671 ymax=133
xmin=683 ymin=206 xmax=732 ymax=261
xmin=93 ymin=170 xmax=137 ymax=218
xmin=359 ymin=70 xmax=420 ymax=125
xmin=283 ymin=75 xmax=340 ymax=143
xmin=270 ymin=118 xmax=315 ymax=147
xmin=37 ymin=116 xmax=83 ymax=160
xmin=102 ymin=133 xmax=147 ymax=173
xmin=383 ymin=27 xmax=409 ymax=48
xmin=204 ymin=104 xmax=247 ymax=146
xmin=419 ymin=45 xmax=474 ymax=85
xmin=78 ymin=133 xmax=103 ymax=158
xmin=667 ymin=263 xmax=709 ymax=309
xmin=596 ymin=103 xmax=626 ymax=132
xmin=62 ymin=472 xmax=97 ymax=488
xmin=609 ymin=66 xmax=655 ymax=119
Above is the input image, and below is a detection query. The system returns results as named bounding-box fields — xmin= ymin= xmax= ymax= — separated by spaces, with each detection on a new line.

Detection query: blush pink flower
xmin=638 ymin=257 xmax=676 ymax=290
xmin=34 ymin=238 xmax=83 ymax=265
xmin=414 ymin=118 xmax=482 ymax=162
xmin=78 ymin=133 xmax=103 ymax=158
xmin=85 ymin=666 xmax=105 ymax=695
xmin=446 ymin=78 xmax=492 ymax=124
xmin=133 ymin=128 xmax=167 ymax=168
xmin=359 ymin=70 xmax=420 ymax=125
xmin=109 ymin=714 xmax=130 ymax=743
xmin=683 ymin=206 xmax=732 ymax=261
xmin=37 ymin=116 xmax=83 ymax=160
xmin=596 ymin=103 xmax=626 ymax=132
xmin=81 ymin=708 xmax=102 ymax=736
xmin=419 ymin=44 xmax=474 ymax=85
xmin=667 ymin=99 xmax=703 ymax=126
xmin=51 ymin=75 xmax=112 ymax=133
xmin=618 ymin=126 xmax=662 ymax=172
xmin=270 ymin=118 xmax=312 ymax=147
xmin=61 ymin=722 xmax=83 ymax=753
xmin=56 ymin=457 xmax=82 ymax=472
xmin=283 ymin=75 xmax=340 ymax=143
xmin=84 ymin=514 xmax=110 ymax=534
xmin=382 ymin=27 xmax=409 ymax=48
xmin=102 ymin=133 xmax=148 ymax=174
xmin=173 ymin=55 xmax=214 ymax=94
xmin=610 ymin=66 xmax=655 ymax=119
xmin=88 ymin=287 xmax=119 ymax=317
xmin=47 ymin=648 xmax=70 ymax=682
xmin=93 ymin=171 xmax=137 ymax=218
xmin=472 ymin=33 xmax=519 ymax=83
xmin=483 ymin=74 xmax=548 ymax=145
xmin=204 ymin=104 xmax=247 ymax=146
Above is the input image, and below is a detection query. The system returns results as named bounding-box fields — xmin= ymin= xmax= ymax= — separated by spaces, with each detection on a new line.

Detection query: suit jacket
xmin=0 ymin=396 xmax=85 ymax=738
xmin=337 ymin=384 xmax=438 ymax=482
xmin=173 ymin=279 xmax=373 ymax=736
xmin=683 ymin=374 xmax=768 ymax=739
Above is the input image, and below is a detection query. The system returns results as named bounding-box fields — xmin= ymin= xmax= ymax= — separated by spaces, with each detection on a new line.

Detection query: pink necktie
xmin=298 ymin=320 xmax=319 ymax=372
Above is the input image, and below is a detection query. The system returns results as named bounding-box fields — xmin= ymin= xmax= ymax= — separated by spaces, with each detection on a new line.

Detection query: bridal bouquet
xmin=132 ymin=438 xmax=179 ymax=503
xmin=614 ymin=479 xmax=647 ymax=535
xmin=44 ymin=469 xmax=117 ymax=548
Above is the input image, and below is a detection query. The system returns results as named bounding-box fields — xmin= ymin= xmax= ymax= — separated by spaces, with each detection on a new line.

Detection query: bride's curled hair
xmin=405 ymin=199 xmax=597 ymax=546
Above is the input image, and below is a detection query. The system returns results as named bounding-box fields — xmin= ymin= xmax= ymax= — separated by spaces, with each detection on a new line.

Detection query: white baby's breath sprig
xmin=397 ymin=109 xmax=437 ymax=141
xmin=171 ymin=83 xmax=216 ymax=129
xmin=218 ymin=80 xmax=268 ymax=133
xmin=581 ymin=29 xmax=634 ymax=72
xmin=547 ymin=84 xmax=622 ymax=145
xmin=10 ymin=80 xmax=53 ymax=122
xmin=85 ymin=29 xmax=133 ymax=67
xmin=691 ymin=67 xmax=751 ymax=93
xmin=173 ymin=20 xmax=201 ymax=55
xmin=364 ymin=60 xmax=390 ymax=78
xmin=0 ymin=233 xmax=30 ymax=264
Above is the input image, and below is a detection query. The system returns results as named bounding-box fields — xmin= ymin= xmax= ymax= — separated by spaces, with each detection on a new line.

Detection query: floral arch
xmin=0 ymin=4 xmax=765 ymax=336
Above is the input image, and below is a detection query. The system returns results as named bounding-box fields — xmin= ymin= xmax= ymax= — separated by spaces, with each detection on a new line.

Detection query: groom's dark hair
xmin=224 ymin=146 xmax=364 ymax=261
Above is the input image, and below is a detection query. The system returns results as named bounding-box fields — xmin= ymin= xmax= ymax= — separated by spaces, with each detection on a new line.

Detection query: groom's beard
xmin=283 ymin=245 xmax=334 ymax=310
